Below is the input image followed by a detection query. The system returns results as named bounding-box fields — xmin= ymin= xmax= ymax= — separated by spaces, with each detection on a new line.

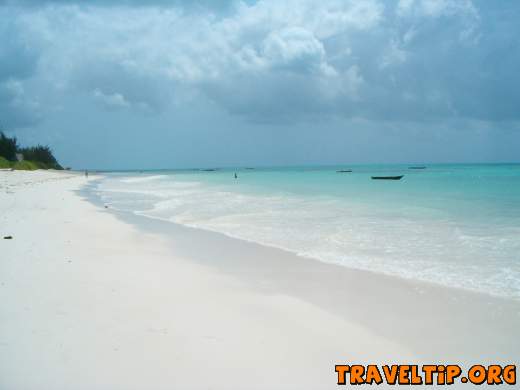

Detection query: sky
xmin=1 ymin=0 xmax=519 ymax=169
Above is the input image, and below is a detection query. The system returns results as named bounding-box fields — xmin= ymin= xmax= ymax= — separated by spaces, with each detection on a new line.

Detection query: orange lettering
xmin=487 ymin=365 xmax=503 ymax=385
xmin=468 ymin=365 xmax=486 ymax=385
xmin=437 ymin=365 xmax=445 ymax=385
xmin=422 ymin=365 xmax=437 ymax=385
xmin=383 ymin=365 xmax=399 ymax=385
xmin=398 ymin=365 xmax=410 ymax=385
xmin=335 ymin=365 xmax=350 ymax=385
xmin=503 ymin=365 xmax=516 ymax=385
xmin=350 ymin=365 xmax=365 ymax=385
xmin=365 ymin=365 xmax=383 ymax=385
xmin=410 ymin=365 xmax=422 ymax=385
xmin=446 ymin=365 xmax=462 ymax=384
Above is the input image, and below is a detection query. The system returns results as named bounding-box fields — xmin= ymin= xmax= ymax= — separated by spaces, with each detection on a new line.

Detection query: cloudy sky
xmin=1 ymin=0 xmax=519 ymax=169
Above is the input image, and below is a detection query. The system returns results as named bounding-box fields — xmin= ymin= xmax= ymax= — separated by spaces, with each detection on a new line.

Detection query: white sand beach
xmin=1 ymin=170 xmax=519 ymax=389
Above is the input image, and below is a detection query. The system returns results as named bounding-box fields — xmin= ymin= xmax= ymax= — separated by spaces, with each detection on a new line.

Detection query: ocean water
xmin=94 ymin=164 xmax=520 ymax=299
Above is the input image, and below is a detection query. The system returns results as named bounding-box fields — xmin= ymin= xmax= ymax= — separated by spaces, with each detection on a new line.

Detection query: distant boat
xmin=371 ymin=175 xmax=404 ymax=180
xmin=336 ymin=169 xmax=352 ymax=173
xmin=408 ymin=166 xmax=426 ymax=170
xmin=200 ymin=168 xmax=217 ymax=172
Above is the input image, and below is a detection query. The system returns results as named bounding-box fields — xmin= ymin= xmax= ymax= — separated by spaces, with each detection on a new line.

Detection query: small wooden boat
xmin=408 ymin=166 xmax=426 ymax=170
xmin=336 ymin=169 xmax=352 ymax=173
xmin=371 ymin=175 xmax=404 ymax=180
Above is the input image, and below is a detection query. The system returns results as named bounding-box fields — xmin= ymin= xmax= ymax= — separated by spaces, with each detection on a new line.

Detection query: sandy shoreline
xmin=1 ymin=170 xmax=519 ymax=389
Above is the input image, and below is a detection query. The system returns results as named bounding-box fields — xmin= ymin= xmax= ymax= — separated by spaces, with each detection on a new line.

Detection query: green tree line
xmin=0 ymin=130 xmax=63 ymax=170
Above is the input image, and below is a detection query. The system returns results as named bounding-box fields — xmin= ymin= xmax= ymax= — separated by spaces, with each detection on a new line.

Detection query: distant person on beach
xmin=234 ymin=172 xmax=238 ymax=179
xmin=85 ymin=170 xmax=88 ymax=178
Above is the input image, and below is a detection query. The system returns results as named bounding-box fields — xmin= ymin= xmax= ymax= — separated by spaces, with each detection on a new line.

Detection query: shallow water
xmin=94 ymin=164 xmax=520 ymax=299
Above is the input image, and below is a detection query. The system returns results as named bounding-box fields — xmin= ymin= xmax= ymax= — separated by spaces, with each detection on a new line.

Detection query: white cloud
xmin=3 ymin=0 xmax=516 ymax=127
xmin=261 ymin=27 xmax=329 ymax=74
xmin=8 ymin=0 xmax=381 ymax=119
xmin=397 ymin=0 xmax=477 ymax=18
xmin=93 ymin=88 xmax=130 ymax=109
xmin=379 ymin=39 xmax=408 ymax=68
xmin=396 ymin=0 xmax=479 ymax=42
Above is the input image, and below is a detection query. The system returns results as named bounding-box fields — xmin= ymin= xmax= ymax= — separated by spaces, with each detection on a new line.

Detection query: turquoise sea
xmin=95 ymin=164 xmax=520 ymax=299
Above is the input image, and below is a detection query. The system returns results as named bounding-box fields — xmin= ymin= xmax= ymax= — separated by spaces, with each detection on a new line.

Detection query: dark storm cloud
xmin=0 ymin=24 xmax=37 ymax=81
xmin=1 ymin=0 xmax=519 ymax=132
xmin=0 ymin=15 xmax=42 ymax=128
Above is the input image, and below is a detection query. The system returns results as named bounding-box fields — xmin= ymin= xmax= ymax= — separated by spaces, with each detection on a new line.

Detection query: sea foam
xmin=96 ymin=166 xmax=520 ymax=299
